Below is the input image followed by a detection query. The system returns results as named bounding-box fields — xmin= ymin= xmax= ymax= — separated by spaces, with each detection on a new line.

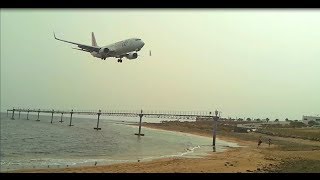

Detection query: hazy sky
xmin=1 ymin=9 xmax=320 ymax=120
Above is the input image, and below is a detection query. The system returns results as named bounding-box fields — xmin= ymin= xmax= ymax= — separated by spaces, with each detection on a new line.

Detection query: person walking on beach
xmin=257 ymin=137 xmax=262 ymax=148
xmin=268 ymin=138 xmax=271 ymax=147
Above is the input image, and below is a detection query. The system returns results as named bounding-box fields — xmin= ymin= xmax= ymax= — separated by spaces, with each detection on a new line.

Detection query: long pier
xmin=6 ymin=108 xmax=220 ymax=148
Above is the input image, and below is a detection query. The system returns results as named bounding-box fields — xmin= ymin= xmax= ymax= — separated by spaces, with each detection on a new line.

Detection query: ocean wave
xmin=137 ymin=145 xmax=202 ymax=161
xmin=22 ymin=137 xmax=35 ymax=141
xmin=33 ymin=151 xmax=50 ymax=154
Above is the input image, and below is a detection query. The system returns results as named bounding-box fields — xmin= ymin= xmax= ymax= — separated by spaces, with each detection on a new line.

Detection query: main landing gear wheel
xmin=118 ymin=59 xmax=122 ymax=63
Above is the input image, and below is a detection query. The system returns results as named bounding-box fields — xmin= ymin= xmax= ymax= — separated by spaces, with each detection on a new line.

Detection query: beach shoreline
xmin=9 ymin=123 xmax=271 ymax=173
xmin=9 ymin=122 xmax=320 ymax=173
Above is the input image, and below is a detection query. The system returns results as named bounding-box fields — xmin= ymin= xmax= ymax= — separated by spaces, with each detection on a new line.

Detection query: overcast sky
xmin=1 ymin=9 xmax=320 ymax=120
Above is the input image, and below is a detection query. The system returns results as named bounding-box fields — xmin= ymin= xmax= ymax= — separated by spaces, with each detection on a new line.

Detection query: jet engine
xmin=126 ymin=52 xmax=138 ymax=60
xmin=99 ymin=48 xmax=109 ymax=54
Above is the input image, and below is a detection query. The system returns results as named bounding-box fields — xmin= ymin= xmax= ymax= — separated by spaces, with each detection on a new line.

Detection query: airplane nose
xmin=141 ymin=41 xmax=145 ymax=47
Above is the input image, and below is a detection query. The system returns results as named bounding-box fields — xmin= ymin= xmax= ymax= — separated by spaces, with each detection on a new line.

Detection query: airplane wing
xmin=54 ymin=32 xmax=100 ymax=52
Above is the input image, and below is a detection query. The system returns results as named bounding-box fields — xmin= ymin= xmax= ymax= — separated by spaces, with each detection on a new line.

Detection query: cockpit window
xmin=135 ymin=39 xmax=141 ymax=41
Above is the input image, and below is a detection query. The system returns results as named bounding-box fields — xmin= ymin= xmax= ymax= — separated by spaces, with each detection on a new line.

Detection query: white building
xmin=302 ymin=115 xmax=320 ymax=124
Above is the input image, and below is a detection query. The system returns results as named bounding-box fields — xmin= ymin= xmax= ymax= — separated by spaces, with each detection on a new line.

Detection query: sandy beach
xmin=11 ymin=122 xmax=320 ymax=173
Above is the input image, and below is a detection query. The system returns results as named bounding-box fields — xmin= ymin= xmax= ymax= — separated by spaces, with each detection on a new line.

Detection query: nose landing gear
xmin=117 ymin=59 xmax=123 ymax=63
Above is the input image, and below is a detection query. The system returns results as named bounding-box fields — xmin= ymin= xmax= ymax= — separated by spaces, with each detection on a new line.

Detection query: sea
xmin=0 ymin=112 xmax=239 ymax=172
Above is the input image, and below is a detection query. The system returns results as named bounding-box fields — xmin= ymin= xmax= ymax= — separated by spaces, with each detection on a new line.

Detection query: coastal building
xmin=302 ymin=115 xmax=320 ymax=125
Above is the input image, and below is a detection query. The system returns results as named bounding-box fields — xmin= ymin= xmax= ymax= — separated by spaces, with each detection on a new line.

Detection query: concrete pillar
xmin=36 ymin=109 xmax=40 ymax=121
xmin=94 ymin=110 xmax=101 ymax=130
xmin=60 ymin=113 xmax=64 ymax=123
xmin=69 ymin=110 xmax=74 ymax=126
xmin=51 ymin=110 xmax=54 ymax=124
xmin=212 ymin=110 xmax=219 ymax=148
xmin=11 ymin=108 xmax=15 ymax=120
xmin=135 ymin=109 xmax=145 ymax=136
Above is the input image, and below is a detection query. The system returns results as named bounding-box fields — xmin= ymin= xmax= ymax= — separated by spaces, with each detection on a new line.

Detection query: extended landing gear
xmin=117 ymin=59 xmax=123 ymax=63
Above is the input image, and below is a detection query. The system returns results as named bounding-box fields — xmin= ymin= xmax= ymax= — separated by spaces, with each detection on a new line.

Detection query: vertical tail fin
xmin=92 ymin=32 xmax=98 ymax=47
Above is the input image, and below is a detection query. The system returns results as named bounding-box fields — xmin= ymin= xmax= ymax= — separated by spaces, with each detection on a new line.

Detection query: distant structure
xmin=196 ymin=111 xmax=223 ymax=122
xmin=196 ymin=117 xmax=212 ymax=121
xmin=302 ymin=115 xmax=320 ymax=124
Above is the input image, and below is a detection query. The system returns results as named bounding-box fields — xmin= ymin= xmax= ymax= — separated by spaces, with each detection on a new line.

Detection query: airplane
xmin=53 ymin=32 xmax=146 ymax=63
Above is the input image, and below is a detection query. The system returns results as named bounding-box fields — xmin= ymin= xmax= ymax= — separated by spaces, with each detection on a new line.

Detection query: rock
xmin=257 ymin=168 xmax=261 ymax=171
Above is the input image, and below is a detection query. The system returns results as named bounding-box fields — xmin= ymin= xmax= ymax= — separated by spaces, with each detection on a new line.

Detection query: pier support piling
xmin=36 ymin=109 xmax=40 ymax=121
xmin=27 ymin=110 xmax=29 ymax=120
xmin=135 ymin=109 xmax=145 ymax=136
xmin=69 ymin=110 xmax=74 ymax=126
xmin=50 ymin=110 xmax=54 ymax=123
xmin=60 ymin=113 xmax=64 ymax=123
xmin=94 ymin=110 xmax=102 ymax=130
xmin=19 ymin=111 xmax=21 ymax=119
xmin=11 ymin=108 xmax=15 ymax=120
xmin=7 ymin=110 xmax=8 ymax=117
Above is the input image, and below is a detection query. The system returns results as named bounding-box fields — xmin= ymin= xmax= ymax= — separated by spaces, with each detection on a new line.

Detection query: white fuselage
xmin=91 ymin=38 xmax=145 ymax=59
